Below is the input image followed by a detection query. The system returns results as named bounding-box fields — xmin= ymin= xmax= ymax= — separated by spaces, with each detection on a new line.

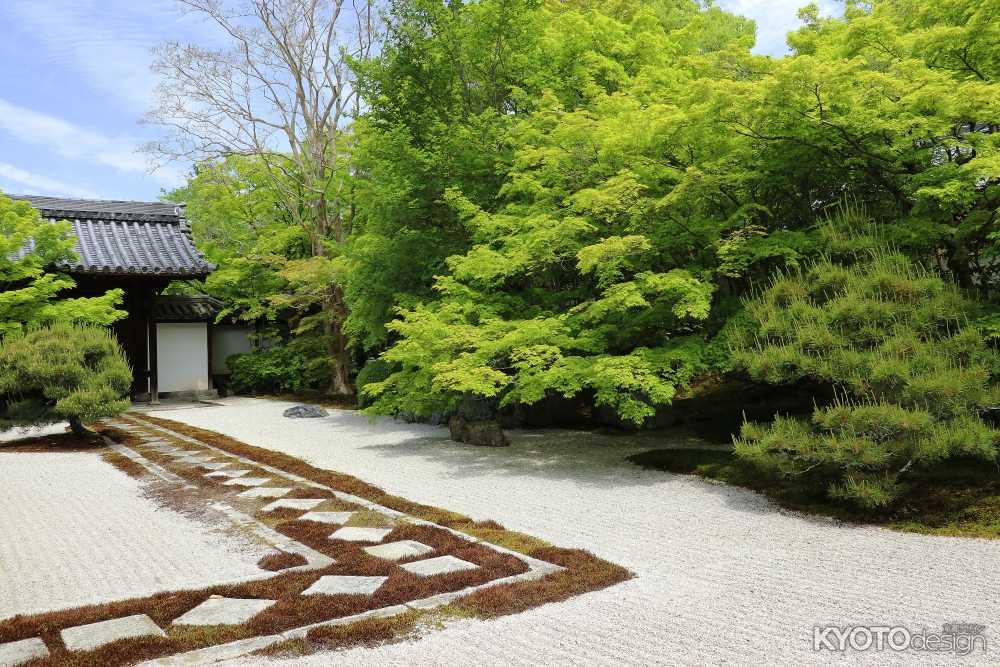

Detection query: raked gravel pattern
xmin=0 ymin=453 xmax=269 ymax=620
xmin=148 ymin=397 xmax=1000 ymax=666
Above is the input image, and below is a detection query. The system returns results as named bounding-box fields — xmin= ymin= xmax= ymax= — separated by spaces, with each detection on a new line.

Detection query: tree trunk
xmin=68 ymin=416 xmax=95 ymax=438
xmin=327 ymin=284 xmax=354 ymax=397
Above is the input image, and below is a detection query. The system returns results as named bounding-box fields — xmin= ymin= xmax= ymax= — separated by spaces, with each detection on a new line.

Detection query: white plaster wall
xmin=211 ymin=325 xmax=255 ymax=374
xmin=156 ymin=323 xmax=209 ymax=392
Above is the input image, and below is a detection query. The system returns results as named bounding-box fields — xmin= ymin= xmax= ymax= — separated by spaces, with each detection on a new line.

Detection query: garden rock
xmin=283 ymin=405 xmax=329 ymax=419
xmin=449 ymin=416 xmax=508 ymax=447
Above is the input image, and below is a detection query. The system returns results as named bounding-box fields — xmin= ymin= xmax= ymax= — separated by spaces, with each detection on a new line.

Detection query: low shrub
xmin=731 ymin=248 xmax=1000 ymax=509
xmin=227 ymin=344 xmax=328 ymax=395
xmin=0 ymin=323 xmax=131 ymax=435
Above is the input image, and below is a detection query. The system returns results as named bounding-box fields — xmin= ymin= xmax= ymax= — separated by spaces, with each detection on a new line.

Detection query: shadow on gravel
xmin=353 ymin=423 xmax=737 ymax=491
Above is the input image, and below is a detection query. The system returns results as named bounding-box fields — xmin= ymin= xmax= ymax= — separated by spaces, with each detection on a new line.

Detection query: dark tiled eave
xmin=8 ymin=194 xmax=215 ymax=278
xmin=153 ymin=295 xmax=225 ymax=321
xmin=46 ymin=218 xmax=215 ymax=278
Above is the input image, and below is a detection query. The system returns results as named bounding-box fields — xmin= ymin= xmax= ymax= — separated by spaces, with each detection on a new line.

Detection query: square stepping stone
xmin=61 ymin=614 xmax=165 ymax=652
xmin=237 ymin=486 xmax=293 ymax=499
xmin=363 ymin=540 xmax=434 ymax=561
xmin=173 ymin=595 xmax=276 ymax=626
xmin=302 ymin=575 xmax=388 ymax=596
xmin=223 ymin=476 xmax=271 ymax=488
xmin=299 ymin=511 xmax=354 ymax=525
xmin=177 ymin=457 xmax=215 ymax=466
xmin=206 ymin=469 xmax=250 ymax=479
xmin=0 ymin=637 xmax=49 ymax=666
xmin=401 ymin=555 xmax=479 ymax=577
xmin=329 ymin=527 xmax=392 ymax=543
xmin=261 ymin=498 xmax=325 ymax=513
xmin=198 ymin=462 xmax=232 ymax=471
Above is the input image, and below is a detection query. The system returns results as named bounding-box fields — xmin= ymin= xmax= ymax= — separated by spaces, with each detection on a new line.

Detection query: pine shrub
xmin=732 ymin=248 xmax=1000 ymax=509
xmin=0 ymin=323 xmax=131 ymax=436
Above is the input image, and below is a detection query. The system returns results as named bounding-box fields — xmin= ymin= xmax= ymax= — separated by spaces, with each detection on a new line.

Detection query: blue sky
xmin=0 ymin=0 xmax=840 ymax=203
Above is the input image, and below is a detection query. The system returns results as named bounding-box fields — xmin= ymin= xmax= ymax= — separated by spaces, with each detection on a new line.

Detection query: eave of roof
xmin=153 ymin=295 xmax=225 ymax=321
xmin=9 ymin=194 xmax=215 ymax=278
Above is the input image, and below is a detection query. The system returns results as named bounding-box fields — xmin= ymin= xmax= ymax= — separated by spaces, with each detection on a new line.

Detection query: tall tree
xmin=354 ymin=0 xmax=758 ymax=422
xmin=146 ymin=0 xmax=377 ymax=395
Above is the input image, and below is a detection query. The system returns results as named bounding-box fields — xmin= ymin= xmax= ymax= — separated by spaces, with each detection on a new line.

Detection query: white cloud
xmin=1 ymin=0 xmax=218 ymax=113
xmin=0 ymin=98 xmax=182 ymax=188
xmin=0 ymin=162 xmax=101 ymax=199
xmin=718 ymin=0 xmax=843 ymax=56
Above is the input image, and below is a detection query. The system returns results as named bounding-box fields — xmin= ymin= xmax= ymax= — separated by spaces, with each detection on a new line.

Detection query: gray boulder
xmin=283 ymin=404 xmax=329 ymax=419
xmin=449 ymin=416 xmax=509 ymax=447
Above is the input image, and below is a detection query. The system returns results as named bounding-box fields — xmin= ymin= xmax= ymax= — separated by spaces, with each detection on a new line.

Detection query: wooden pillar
xmin=206 ymin=320 xmax=214 ymax=390
xmin=146 ymin=289 xmax=160 ymax=404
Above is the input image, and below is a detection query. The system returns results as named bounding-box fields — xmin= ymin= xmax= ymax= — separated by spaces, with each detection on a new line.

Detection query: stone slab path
xmin=302 ymin=576 xmax=388 ymax=597
xmin=0 ymin=637 xmax=48 ymax=666
xmin=329 ymin=527 xmax=392 ymax=542
xmin=299 ymin=511 xmax=353 ymax=524
xmin=400 ymin=555 xmax=479 ymax=577
xmin=262 ymin=498 xmax=324 ymax=512
xmin=61 ymin=614 xmax=165 ymax=652
xmin=173 ymin=596 xmax=276 ymax=626
xmin=223 ymin=476 xmax=272 ymax=488
xmin=364 ymin=540 xmax=434 ymax=561
xmin=161 ymin=397 xmax=1000 ymax=666
xmin=237 ymin=487 xmax=293 ymax=499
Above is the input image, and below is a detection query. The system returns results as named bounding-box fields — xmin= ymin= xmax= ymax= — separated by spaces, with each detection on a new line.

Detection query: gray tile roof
xmin=153 ymin=295 xmax=225 ymax=321
xmin=10 ymin=194 xmax=215 ymax=277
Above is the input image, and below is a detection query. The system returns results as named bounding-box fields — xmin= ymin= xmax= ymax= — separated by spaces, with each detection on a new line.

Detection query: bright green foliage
xmin=166 ymin=158 xmax=313 ymax=324
xmin=167 ymin=159 xmax=338 ymax=387
xmin=732 ymin=248 xmax=1000 ymax=508
xmin=0 ymin=323 xmax=131 ymax=433
xmin=227 ymin=341 xmax=329 ymax=395
xmin=0 ymin=193 xmax=125 ymax=335
xmin=170 ymin=0 xmax=1000 ymax=435
xmin=731 ymin=0 xmax=1000 ymax=284
xmin=355 ymin=0 xmax=753 ymax=422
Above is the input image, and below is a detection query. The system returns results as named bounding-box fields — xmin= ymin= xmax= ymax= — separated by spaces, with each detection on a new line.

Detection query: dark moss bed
xmin=0 ymin=431 xmax=103 ymax=453
xmin=629 ymin=448 xmax=1000 ymax=539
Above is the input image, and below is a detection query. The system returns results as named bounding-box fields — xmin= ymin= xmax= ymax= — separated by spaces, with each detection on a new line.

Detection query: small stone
xmin=237 ymin=487 xmax=293 ymax=499
xmin=329 ymin=527 xmax=392 ymax=543
xmin=173 ymin=595 xmax=276 ymax=626
xmin=302 ymin=575 xmax=388 ymax=596
xmin=261 ymin=498 xmax=325 ymax=513
xmin=363 ymin=540 xmax=434 ymax=561
xmin=0 ymin=637 xmax=48 ymax=666
xmin=400 ymin=555 xmax=479 ymax=577
xmin=283 ymin=404 xmax=329 ymax=419
xmin=299 ymin=511 xmax=354 ymax=525
xmin=206 ymin=469 xmax=250 ymax=479
xmin=61 ymin=614 xmax=165 ymax=652
xmin=223 ymin=477 xmax=271 ymax=488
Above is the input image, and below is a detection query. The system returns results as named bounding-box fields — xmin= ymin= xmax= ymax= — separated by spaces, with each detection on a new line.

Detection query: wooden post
xmin=146 ymin=289 xmax=159 ymax=404
xmin=206 ymin=320 xmax=214 ymax=391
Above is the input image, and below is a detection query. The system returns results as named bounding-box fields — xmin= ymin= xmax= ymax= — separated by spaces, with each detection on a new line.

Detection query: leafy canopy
xmin=357 ymin=0 xmax=756 ymax=422
xmin=0 ymin=193 xmax=125 ymax=335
